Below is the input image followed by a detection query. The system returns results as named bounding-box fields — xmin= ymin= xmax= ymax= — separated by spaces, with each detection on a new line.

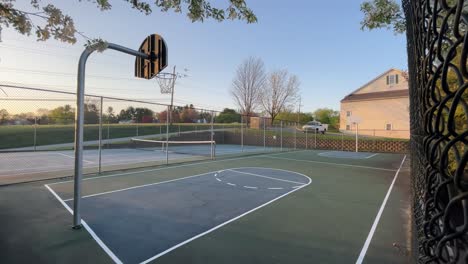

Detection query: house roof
xmin=344 ymin=68 xmax=408 ymax=97
xmin=340 ymin=89 xmax=409 ymax=103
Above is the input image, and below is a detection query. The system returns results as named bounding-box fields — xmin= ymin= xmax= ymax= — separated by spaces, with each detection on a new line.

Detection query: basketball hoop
xmin=156 ymin=72 xmax=176 ymax=94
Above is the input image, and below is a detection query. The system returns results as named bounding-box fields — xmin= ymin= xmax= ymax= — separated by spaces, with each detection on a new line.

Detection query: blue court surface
xmin=54 ymin=168 xmax=310 ymax=264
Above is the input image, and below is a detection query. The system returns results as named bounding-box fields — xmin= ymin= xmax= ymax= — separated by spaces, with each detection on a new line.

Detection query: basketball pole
xmin=169 ymin=65 xmax=176 ymax=125
xmin=73 ymin=43 xmax=151 ymax=229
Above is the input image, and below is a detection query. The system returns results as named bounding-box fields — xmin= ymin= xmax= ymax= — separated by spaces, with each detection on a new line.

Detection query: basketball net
xmin=156 ymin=72 xmax=176 ymax=94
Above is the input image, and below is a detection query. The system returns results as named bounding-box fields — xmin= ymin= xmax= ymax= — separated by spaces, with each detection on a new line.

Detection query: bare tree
xmin=230 ymin=57 xmax=266 ymax=117
xmin=260 ymin=70 xmax=300 ymax=124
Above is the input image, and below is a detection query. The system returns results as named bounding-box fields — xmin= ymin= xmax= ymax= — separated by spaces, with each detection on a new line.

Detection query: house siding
xmin=339 ymin=69 xmax=410 ymax=139
xmin=354 ymin=69 xmax=408 ymax=94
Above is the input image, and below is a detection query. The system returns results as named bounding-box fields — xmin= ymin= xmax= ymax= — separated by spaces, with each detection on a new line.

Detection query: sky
xmin=0 ymin=0 xmax=407 ymax=114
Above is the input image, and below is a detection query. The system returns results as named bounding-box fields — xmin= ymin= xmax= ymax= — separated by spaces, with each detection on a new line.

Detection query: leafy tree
xmin=135 ymin=107 xmax=154 ymax=123
xmin=49 ymin=104 xmax=74 ymax=124
xmin=0 ymin=108 xmax=9 ymax=124
xmin=158 ymin=109 xmax=180 ymax=123
xmin=118 ymin=106 xmax=136 ymax=121
xmin=36 ymin=108 xmax=49 ymax=124
xmin=313 ymin=108 xmax=339 ymax=127
xmin=360 ymin=0 xmax=405 ymax=34
xmin=179 ymin=107 xmax=199 ymax=123
xmin=0 ymin=0 xmax=257 ymax=44
xmin=84 ymin=103 xmax=99 ymax=124
xmin=105 ymin=106 xmax=117 ymax=123
xmin=216 ymin=108 xmax=241 ymax=123
xmin=276 ymin=111 xmax=313 ymax=124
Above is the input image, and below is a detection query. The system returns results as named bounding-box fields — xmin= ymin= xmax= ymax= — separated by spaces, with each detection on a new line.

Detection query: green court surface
xmin=0 ymin=150 xmax=411 ymax=264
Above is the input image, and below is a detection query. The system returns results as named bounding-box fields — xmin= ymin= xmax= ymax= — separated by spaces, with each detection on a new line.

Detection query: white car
xmin=302 ymin=121 xmax=328 ymax=134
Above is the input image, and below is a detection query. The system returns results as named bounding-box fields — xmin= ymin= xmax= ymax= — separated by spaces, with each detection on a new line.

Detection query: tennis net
xmin=131 ymin=138 xmax=216 ymax=158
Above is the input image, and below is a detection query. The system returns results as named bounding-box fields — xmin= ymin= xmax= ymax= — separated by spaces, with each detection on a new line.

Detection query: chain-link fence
xmin=0 ymin=84 xmax=409 ymax=185
xmin=404 ymin=0 xmax=468 ymax=263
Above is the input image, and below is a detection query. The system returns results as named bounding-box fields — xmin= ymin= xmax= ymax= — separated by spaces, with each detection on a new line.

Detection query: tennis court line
xmin=364 ymin=153 xmax=379 ymax=159
xmin=226 ymin=169 xmax=306 ymax=185
xmin=44 ymin=184 xmax=123 ymax=264
xmin=355 ymin=155 xmax=407 ymax=264
xmin=139 ymin=172 xmax=312 ymax=264
xmin=56 ymin=152 xmax=94 ymax=164
xmin=263 ymin=156 xmax=397 ymax=172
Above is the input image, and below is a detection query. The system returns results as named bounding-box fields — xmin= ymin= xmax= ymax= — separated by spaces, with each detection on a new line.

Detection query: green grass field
xmin=0 ymin=123 xmax=239 ymax=149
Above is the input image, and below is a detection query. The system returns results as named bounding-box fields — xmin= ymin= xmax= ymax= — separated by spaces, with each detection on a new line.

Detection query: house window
xmin=387 ymin=74 xmax=399 ymax=85
xmin=346 ymin=125 xmax=350 ymax=130
xmin=386 ymin=123 xmax=392 ymax=131
xmin=346 ymin=111 xmax=352 ymax=117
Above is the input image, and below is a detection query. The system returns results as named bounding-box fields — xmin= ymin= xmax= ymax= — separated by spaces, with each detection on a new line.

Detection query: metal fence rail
xmin=404 ymin=0 xmax=468 ymax=263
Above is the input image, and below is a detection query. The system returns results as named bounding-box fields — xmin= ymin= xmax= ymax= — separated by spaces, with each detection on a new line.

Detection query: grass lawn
xmin=0 ymin=123 xmax=239 ymax=149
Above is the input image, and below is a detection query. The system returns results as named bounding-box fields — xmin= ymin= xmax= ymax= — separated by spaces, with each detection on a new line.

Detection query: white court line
xmin=226 ymin=169 xmax=306 ymax=185
xmin=56 ymin=152 xmax=94 ymax=164
xmin=44 ymin=184 xmax=123 ymax=264
xmin=355 ymin=155 xmax=407 ymax=264
xmin=47 ymin=151 xmax=301 ymax=186
xmin=364 ymin=153 xmax=379 ymax=159
xmin=243 ymin=186 xmax=258 ymax=189
xmin=264 ymin=156 xmax=397 ymax=172
xmin=215 ymin=178 xmax=221 ymax=182
xmin=62 ymin=171 xmax=215 ymax=202
xmin=227 ymin=182 xmax=236 ymax=186
xmin=139 ymin=170 xmax=312 ymax=264
xmin=268 ymin=187 xmax=283 ymax=190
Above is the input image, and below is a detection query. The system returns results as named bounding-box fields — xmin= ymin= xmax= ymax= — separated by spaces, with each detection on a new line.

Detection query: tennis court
xmin=0 ymin=149 xmax=411 ymax=263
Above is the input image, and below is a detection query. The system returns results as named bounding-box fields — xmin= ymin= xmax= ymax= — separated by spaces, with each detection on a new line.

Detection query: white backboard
xmin=346 ymin=116 xmax=362 ymax=125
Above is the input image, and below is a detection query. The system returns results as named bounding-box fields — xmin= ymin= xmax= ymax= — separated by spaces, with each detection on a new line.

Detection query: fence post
xmin=280 ymin=120 xmax=283 ymax=151
xmin=33 ymin=117 xmax=37 ymax=151
xmin=166 ymin=105 xmax=169 ymax=165
xmin=305 ymin=129 xmax=308 ymax=149
xmin=107 ymin=120 xmax=110 ymax=148
xmin=355 ymin=124 xmax=359 ymax=152
xmin=341 ymin=133 xmax=344 ymax=151
xmin=263 ymin=117 xmax=266 ymax=151
xmin=210 ymin=111 xmax=214 ymax=160
xmin=178 ymin=124 xmax=181 ymax=136
xmin=294 ymin=122 xmax=297 ymax=150
xmin=136 ymin=121 xmax=139 ymax=136
xmin=314 ymin=128 xmax=317 ymax=149
xmin=241 ymin=115 xmax=244 ymax=152
xmin=98 ymin=96 xmax=103 ymax=174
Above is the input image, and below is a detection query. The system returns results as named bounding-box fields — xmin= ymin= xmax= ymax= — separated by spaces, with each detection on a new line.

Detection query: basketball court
xmin=2 ymin=149 xmax=411 ymax=264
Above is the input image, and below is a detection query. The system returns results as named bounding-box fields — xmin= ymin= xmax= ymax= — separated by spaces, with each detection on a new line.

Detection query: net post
xmin=210 ymin=111 xmax=214 ymax=160
xmin=33 ymin=116 xmax=37 ymax=152
xmin=98 ymin=96 xmax=103 ymax=174
xmin=166 ymin=105 xmax=169 ymax=165
xmin=280 ymin=120 xmax=283 ymax=151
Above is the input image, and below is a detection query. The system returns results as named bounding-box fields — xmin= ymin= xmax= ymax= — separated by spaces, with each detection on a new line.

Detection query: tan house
xmin=340 ymin=68 xmax=410 ymax=139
